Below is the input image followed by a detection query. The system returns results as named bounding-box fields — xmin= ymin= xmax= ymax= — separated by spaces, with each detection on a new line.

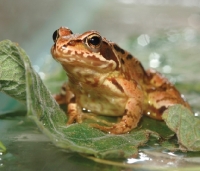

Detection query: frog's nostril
xmin=53 ymin=30 xmax=59 ymax=42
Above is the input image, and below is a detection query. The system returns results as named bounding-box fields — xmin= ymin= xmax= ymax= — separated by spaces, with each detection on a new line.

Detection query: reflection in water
xmin=0 ymin=152 xmax=3 ymax=167
xmin=167 ymin=30 xmax=180 ymax=42
xmin=167 ymin=28 xmax=196 ymax=43
xmin=149 ymin=52 xmax=160 ymax=68
xmin=33 ymin=65 xmax=46 ymax=79
xmin=162 ymin=65 xmax=171 ymax=73
xmin=33 ymin=65 xmax=40 ymax=72
xmin=38 ymin=72 xmax=46 ymax=80
xmin=194 ymin=112 xmax=200 ymax=117
xmin=127 ymin=152 xmax=152 ymax=164
xmin=137 ymin=34 xmax=150 ymax=47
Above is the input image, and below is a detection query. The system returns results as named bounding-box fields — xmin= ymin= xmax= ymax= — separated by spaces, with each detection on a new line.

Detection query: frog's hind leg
xmin=91 ymin=98 xmax=143 ymax=134
xmin=144 ymin=69 xmax=191 ymax=120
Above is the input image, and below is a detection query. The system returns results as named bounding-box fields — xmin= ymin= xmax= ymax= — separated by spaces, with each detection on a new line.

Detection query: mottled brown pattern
xmin=113 ymin=44 xmax=125 ymax=54
xmin=100 ymin=42 xmax=119 ymax=69
xmin=120 ymin=58 xmax=125 ymax=64
xmin=110 ymin=78 xmax=124 ymax=93
xmin=126 ymin=54 xmax=133 ymax=60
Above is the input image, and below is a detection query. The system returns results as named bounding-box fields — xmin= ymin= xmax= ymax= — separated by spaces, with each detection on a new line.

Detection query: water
xmin=1 ymin=111 xmax=200 ymax=170
xmin=0 ymin=115 xmax=97 ymax=171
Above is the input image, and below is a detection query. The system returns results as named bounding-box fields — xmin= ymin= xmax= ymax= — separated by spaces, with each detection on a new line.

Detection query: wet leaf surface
xmin=139 ymin=116 xmax=174 ymax=139
xmin=0 ymin=40 xmax=26 ymax=102
xmin=163 ymin=105 xmax=200 ymax=151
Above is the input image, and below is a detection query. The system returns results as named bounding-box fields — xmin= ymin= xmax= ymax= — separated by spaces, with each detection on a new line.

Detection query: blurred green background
xmin=1 ymin=0 xmax=200 ymax=113
xmin=0 ymin=0 xmax=200 ymax=170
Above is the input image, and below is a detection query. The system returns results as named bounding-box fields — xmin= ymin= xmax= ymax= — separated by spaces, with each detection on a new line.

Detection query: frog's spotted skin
xmin=51 ymin=27 xmax=191 ymax=134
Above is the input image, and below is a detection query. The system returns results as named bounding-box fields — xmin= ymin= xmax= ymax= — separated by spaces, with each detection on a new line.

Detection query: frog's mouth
xmin=51 ymin=45 xmax=117 ymax=73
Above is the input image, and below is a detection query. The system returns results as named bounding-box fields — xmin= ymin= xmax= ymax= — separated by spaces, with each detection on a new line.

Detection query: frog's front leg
xmin=53 ymin=83 xmax=74 ymax=105
xmin=53 ymin=83 xmax=83 ymax=124
xmin=66 ymin=103 xmax=83 ymax=124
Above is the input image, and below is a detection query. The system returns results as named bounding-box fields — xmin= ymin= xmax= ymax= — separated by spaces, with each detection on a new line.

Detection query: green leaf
xmin=0 ymin=40 xmax=26 ymax=102
xmin=0 ymin=40 xmax=149 ymax=159
xmin=160 ymin=140 xmax=178 ymax=151
xmin=140 ymin=116 xmax=174 ymax=139
xmin=162 ymin=104 xmax=200 ymax=151
xmin=0 ymin=141 xmax=6 ymax=153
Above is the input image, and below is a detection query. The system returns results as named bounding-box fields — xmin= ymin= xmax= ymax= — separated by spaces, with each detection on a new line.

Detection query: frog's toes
xmin=91 ymin=123 xmax=131 ymax=134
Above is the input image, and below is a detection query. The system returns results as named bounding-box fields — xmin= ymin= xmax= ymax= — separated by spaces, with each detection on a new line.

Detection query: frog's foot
xmin=91 ymin=123 xmax=130 ymax=134
xmin=91 ymin=120 xmax=136 ymax=134
xmin=82 ymin=114 xmax=115 ymax=126
xmin=91 ymin=109 xmax=142 ymax=134
xmin=66 ymin=103 xmax=82 ymax=125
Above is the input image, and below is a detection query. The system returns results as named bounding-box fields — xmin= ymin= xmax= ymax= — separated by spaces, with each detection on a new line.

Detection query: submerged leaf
xmin=162 ymin=105 xmax=200 ymax=151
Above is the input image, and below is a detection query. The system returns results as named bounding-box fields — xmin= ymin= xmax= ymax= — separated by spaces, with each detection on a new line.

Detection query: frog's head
xmin=51 ymin=27 xmax=121 ymax=74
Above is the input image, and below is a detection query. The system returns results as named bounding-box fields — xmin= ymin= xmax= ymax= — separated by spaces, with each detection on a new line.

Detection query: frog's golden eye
xmin=52 ymin=29 xmax=59 ymax=42
xmin=86 ymin=34 xmax=102 ymax=49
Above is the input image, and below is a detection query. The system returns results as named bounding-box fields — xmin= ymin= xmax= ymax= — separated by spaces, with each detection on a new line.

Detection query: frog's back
xmin=110 ymin=42 xmax=147 ymax=83
xmin=110 ymin=42 xmax=191 ymax=120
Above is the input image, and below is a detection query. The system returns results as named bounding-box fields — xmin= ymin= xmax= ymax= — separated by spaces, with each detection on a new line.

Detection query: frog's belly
xmin=78 ymin=95 xmax=127 ymax=116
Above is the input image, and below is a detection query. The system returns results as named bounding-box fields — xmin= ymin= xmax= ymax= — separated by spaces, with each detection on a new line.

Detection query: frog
xmin=51 ymin=27 xmax=191 ymax=134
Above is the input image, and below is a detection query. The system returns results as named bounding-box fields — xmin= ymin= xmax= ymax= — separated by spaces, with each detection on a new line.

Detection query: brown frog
xmin=51 ymin=27 xmax=191 ymax=134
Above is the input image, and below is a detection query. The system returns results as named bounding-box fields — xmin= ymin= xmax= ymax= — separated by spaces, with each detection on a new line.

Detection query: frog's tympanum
xmin=51 ymin=27 xmax=191 ymax=134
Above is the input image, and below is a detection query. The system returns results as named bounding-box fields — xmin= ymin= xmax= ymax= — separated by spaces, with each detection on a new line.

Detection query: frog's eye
xmin=86 ymin=34 xmax=102 ymax=49
xmin=52 ymin=30 xmax=59 ymax=42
